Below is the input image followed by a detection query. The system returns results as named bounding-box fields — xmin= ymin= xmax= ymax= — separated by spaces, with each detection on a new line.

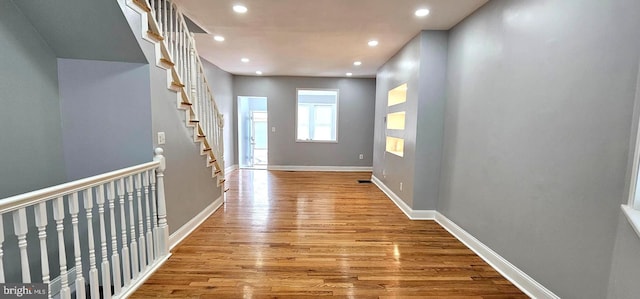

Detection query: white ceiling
xmin=174 ymin=0 xmax=488 ymax=78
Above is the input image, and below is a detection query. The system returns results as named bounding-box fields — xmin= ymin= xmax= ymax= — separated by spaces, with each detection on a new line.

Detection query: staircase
xmin=125 ymin=0 xmax=226 ymax=188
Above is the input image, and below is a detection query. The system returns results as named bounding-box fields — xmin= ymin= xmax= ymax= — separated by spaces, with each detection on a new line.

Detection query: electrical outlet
xmin=400 ymin=182 xmax=403 ymax=191
xmin=157 ymin=132 xmax=166 ymax=145
xmin=359 ymin=154 xmax=364 ymax=160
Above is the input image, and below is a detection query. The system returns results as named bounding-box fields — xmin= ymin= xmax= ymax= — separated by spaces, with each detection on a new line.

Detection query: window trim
xmin=295 ymin=88 xmax=339 ymax=143
xmin=623 ymin=93 xmax=640 ymax=238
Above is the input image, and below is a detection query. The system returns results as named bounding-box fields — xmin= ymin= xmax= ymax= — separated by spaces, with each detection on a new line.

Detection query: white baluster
xmin=149 ymin=169 xmax=159 ymax=259
xmin=53 ymin=197 xmax=71 ymax=299
xmin=210 ymin=95 xmax=214 ymax=138
xmin=184 ymin=23 xmax=188 ymax=84
xmin=184 ymin=24 xmax=188 ymax=86
xmin=158 ymin=0 xmax=163 ymax=33
xmin=185 ymin=29 xmax=190 ymax=94
xmin=169 ymin=3 xmax=174 ymax=60
xmin=191 ymin=46 xmax=197 ymax=110
xmin=135 ymin=174 xmax=147 ymax=271
xmin=185 ymin=29 xmax=190 ymax=90
xmin=154 ymin=148 xmax=169 ymax=256
xmin=33 ymin=202 xmax=51 ymax=299
xmin=200 ymin=71 xmax=204 ymax=121
xmin=0 ymin=217 xmax=4 ymax=283
xmin=12 ymin=208 xmax=30 ymax=282
xmin=143 ymin=171 xmax=154 ymax=262
xmin=107 ymin=182 xmax=122 ymax=294
xmin=68 ymin=193 xmax=85 ymax=299
xmin=117 ymin=179 xmax=131 ymax=285
xmin=208 ymin=94 xmax=213 ymax=139
xmin=163 ymin=0 xmax=167 ymax=39
xmin=149 ymin=0 xmax=155 ymax=18
xmin=83 ymin=188 xmax=99 ymax=298
xmin=180 ymin=23 xmax=185 ymax=84
xmin=96 ymin=185 xmax=112 ymax=299
xmin=126 ymin=176 xmax=140 ymax=278
xmin=178 ymin=20 xmax=182 ymax=80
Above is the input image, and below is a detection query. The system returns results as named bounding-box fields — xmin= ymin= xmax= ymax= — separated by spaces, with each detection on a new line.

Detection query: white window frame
xmin=623 ymin=85 xmax=640 ymax=238
xmin=295 ymin=88 xmax=339 ymax=143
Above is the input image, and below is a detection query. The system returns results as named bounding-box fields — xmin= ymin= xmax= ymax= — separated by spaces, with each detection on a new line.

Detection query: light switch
xmin=157 ymin=132 xmax=166 ymax=145
xmin=272 ymin=127 xmax=276 ymax=132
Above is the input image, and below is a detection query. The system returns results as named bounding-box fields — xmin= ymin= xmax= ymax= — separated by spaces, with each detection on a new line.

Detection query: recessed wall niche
xmin=385 ymin=83 xmax=407 ymax=157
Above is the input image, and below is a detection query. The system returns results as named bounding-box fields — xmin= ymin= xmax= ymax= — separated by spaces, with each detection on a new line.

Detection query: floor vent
xmin=357 ymin=179 xmax=372 ymax=184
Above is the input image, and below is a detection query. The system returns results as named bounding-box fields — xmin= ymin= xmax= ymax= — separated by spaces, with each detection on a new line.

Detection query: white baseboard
xmin=370 ymin=175 xmax=435 ymax=220
xmin=370 ymin=175 xmax=558 ymax=298
xmin=117 ymin=253 xmax=171 ymax=299
xmin=50 ymin=267 xmax=76 ymax=297
xmin=434 ymin=213 xmax=559 ymax=299
xmin=225 ymin=164 xmax=239 ymax=174
xmin=169 ymin=195 xmax=223 ymax=250
xmin=268 ymin=165 xmax=373 ymax=172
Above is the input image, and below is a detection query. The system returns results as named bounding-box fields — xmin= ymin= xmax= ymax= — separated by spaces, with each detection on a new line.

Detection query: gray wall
xmin=0 ymin=0 xmax=66 ymax=198
xmin=373 ymin=34 xmax=421 ymax=208
xmin=414 ymin=31 xmax=448 ymax=210
xmin=438 ymin=0 xmax=640 ymax=298
xmin=58 ymin=58 xmax=153 ymax=180
xmin=14 ymin=0 xmax=146 ymax=63
xmin=606 ymin=46 xmax=640 ymax=299
xmin=234 ymin=76 xmax=376 ymax=167
xmin=201 ymin=59 xmax=236 ymax=169
xmin=372 ymin=31 xmax=448 ymax=210
xmin=118 ymin=0 xmax=222 ymax=234
xmin=608 ymin=214 xmax=640 ymax=299
xmin=150 ymin=66 xmax=222 ymax=235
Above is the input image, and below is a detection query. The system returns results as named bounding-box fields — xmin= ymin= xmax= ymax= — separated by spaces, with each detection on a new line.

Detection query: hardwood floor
xmin=131 ymin=170 xmax=527 ymax=298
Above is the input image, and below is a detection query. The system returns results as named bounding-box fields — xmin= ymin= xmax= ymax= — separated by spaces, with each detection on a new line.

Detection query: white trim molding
xmin=622 ymin=204 xmax=640 ymax=238
xmin=169 ymin=195 xmax=224 ymax=250
xmin=434 ymin=213 xmax=560 ymax=299
xmin=117 ymin=254 xmax=171 ymax=298
xmin=49 ymin=267 xmax=77 ymax=297
xmin=370 ymin=175 xmax=559 ymax=299
xmin=225 ymin=164 xmax=239 ymax=174
xmin=268 ymin=165 xmax=372 ymax=172
xmin=370 ymin=175 xmax=435 ymax=220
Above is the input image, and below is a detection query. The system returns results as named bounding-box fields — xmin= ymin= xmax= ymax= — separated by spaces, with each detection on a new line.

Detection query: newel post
xmin=153 ymin=148 xmax=169 ymax=256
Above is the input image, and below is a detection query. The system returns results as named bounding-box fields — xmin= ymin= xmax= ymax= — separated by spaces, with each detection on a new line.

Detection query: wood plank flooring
xmin=131 ymin=170 xmax=527 ymax=298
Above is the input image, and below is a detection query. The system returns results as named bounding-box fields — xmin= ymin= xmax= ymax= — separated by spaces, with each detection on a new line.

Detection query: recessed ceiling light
xmin=256 ymin=71 xmax=263 ymax=75
xmin=241 ymin=58 xmax=250 ymax=63
xmin=346 ymin=72 xmax=353 ymax=77
xmin=368 ymin=40 xmax=379 ymax=47
xmin=415 ymin=8 xmax=430 ymax=17
xmin=213 ymin=35 xmax=225 ymax=42
xmin=233 ymin=5 xmax=248 ymax=13
xmin=353 ymin=61 xmax=362 ymax=66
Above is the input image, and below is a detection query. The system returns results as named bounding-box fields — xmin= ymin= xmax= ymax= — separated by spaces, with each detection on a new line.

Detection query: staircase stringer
xmin=123 ymin=0 xmax=226 ymax=186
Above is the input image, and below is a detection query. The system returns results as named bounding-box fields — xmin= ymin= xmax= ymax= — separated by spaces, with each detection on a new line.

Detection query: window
xmin=296 ymin=89 xmax=338 ymax=142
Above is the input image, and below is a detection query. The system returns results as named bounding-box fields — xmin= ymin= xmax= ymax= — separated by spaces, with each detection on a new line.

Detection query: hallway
xmin=131 ymin=170 xmax=526 ymax=298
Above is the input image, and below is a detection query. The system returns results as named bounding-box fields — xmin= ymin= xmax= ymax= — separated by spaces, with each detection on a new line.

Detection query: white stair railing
xmin=0 ymin=148 xmax=169 ymax=299
xmin=140 ymin=0 xmax=225 ymax=183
